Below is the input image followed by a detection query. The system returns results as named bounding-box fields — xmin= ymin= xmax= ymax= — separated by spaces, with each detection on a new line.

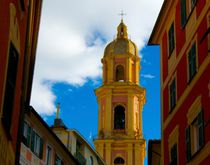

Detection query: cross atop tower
xmin=118 ymin=10 xmax=126 ymax=21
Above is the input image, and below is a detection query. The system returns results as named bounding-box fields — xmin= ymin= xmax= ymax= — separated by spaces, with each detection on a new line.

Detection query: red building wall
xmin=0 ymin=0 xmax=42 ymax=164
xmin=150 ymin=1 xmax=210 ymax=164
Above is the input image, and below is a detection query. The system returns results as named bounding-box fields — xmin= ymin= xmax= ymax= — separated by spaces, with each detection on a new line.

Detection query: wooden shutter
xmin=169 ymin=23 xmax=175 ymax=55
xmin=27 ymin=126 xmax=31 ymax=147
xmin=180 ymin=0 xmax=187 ymax=27
xmin=31 ymin=130 xmax=35 ymax=152
xmin=186 ymin=126 xmax=191 ymax=161
xmin=39 ymin=138 xmax=44 ymax=159
xmin=198 ymin=111 xmax=204 ymax=148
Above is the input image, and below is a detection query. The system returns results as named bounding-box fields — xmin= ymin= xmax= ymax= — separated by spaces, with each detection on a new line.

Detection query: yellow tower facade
xmin=94 ymin=20 xmax=146 ymax=165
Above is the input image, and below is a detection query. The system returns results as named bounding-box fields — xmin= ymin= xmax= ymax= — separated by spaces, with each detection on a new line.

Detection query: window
xmin=180 ymin=0 xmax=187 ymax=27
xmin=31 ymin=130 xmax=43 ymax=158
xmin=89 ymin=156 xmax=93 ymax=165
xmin=23 ymin=122 xmax=28 ymax=144
xmin=2 ymin=43 xmax=19 ymax=133
xmin=114 ymin=105 xmax=125 ymax=130
xmin=23 ymin=127 xmax=43 ymax=159
xmin=114 ymin=157 xmax=125 ymax=164
xmin=46 ymin=146 xmax=52 ymax=165
xmin=170 ymin=144 xmax=178 ymax=165
xmin=180 ymin=0 xmax=197 ymax=28
xmin=190 ymin=0 xmax=196 ymax=10
xmin=186 ymin=111 xmax=204 ymax=161
xmin=188 ymin=43 xmax=197 ymax=82
xmin=168 ymin=23 xmax=175 ymax=56
xmin=76 ymin=140 xmax=83 ymax=153
xmin=116 ymin=65 xmax=125 ymax=82
xmin=169 ymin=78 xmax=176 ymax=111
xmin=55 ymin=154 xmax=64 ymax=165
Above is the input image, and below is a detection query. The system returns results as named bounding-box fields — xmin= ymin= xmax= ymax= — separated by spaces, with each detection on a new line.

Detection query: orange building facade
xmin=0 ymin=0 xmax=42 ymax=164
xmin=20 ymin=106 xmax=78 ymax=165
xmin=94 ymin=20 xmax=146 ymax=165
xmin=149 ymin=0 xmax=210 ymax=164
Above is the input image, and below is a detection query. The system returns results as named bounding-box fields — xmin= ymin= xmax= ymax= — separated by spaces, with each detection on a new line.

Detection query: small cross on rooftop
xmin=118 ymin=10 xmax=126 ymax=20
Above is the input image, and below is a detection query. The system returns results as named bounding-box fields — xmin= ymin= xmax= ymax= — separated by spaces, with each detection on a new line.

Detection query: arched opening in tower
xmin=114 ymin=157 xmax=125 ymax=164
xmin=116 ymin=65 xmax=125 ymax=82
xmin=114 ymin=105 xmax=125 ymax=129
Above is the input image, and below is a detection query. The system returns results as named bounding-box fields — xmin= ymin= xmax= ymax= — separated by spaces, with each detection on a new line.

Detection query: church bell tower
xmin=94 ymin=20 xmax=146 ymax=165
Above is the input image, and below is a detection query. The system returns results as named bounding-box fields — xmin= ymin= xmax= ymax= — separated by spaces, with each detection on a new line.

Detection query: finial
xmin=118 ymin=10 xmax=126 ymax=21
xmin=56 ymin=102 xmax=60 ymax=119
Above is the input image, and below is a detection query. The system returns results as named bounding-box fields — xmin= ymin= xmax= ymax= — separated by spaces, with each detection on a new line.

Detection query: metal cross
xmin=118 ymin=10 xmax=126 ymax=20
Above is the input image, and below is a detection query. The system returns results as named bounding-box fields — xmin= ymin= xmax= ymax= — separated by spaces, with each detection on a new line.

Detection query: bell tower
xmin=94 ymin=20 xmax=146 ymax=165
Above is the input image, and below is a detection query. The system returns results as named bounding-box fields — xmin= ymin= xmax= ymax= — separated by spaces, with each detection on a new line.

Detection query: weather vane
xmin=118 ymin=10 xmax=126 ymax=20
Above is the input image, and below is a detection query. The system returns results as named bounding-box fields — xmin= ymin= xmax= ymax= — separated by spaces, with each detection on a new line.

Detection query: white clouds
xmin=141 ymin=74 xmax=155 ymax=79
xmin=30 ymin=0 xmax=163 ymax=115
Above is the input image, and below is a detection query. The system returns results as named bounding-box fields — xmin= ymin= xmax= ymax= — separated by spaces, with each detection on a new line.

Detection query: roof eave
xmin=148 ymin=0 xmax=167 ymax=45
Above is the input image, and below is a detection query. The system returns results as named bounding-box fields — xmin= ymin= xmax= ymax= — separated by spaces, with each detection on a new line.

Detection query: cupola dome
xmin=104 ymin=20 xmax=138 ymax=57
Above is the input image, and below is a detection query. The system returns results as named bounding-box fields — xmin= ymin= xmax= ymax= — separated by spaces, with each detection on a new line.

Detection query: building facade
xmin=148 ymin=140 xmax=161 ymax=165
xmin=0 ymin=0 xmax=42 ymax=164
xmin=149 ymin=0 xmax=210 ymax=164
xmin=94 ymin=20 xmax=146 ymax=165
xmin=20 ymin=106 xmax=78 ymax=165
xmin=51 ymin=105 xmax=105 ymax=165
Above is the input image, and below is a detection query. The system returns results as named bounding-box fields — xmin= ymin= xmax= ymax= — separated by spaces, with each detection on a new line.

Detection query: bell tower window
xmin=116 ymin=65 xmax=125 ymax=82
xmin=114 ymin=105 xmax=125 ymax=130
xmin=114 ymin=157 xmax=125 ymax=164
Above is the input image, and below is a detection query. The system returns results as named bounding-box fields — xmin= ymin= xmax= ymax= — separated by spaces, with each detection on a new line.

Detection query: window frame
xmin=188 ymin=43 xmax=197 ymax=82
xmin=168 ymin=125 xmax=179 ymax=165
xmin=2 ymin=43 xmax=19 ymax=137
xmin=169 ymin=77 xmax=177 ymax=112
xmin=168 ymin=22 xmax=175 ymax=57
xmin=115 ymin=64 xmax=125 ymax=82
xmin=55 ymin=154 xmax=64 ymax=165
xmin=180 ymin=0 xmax=198 ymax=28
xmin=114 ymin=157 xmax=125 ymax=164
xmin=170 ymin=143 xmax=178 ymax=165
xmin=46 ymin=145 xmax=52 ymax=165
xmin=186 ymin=96 xmax=204 ymax=162
xmin=113 ymin=105 xmax=126 ymax=130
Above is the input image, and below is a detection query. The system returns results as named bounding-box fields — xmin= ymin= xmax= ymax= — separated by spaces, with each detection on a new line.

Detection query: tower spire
xmin=56 ymin=102 xmax=60 ymax=119
xmin=117 ymin=12 xmax=128 ymax=39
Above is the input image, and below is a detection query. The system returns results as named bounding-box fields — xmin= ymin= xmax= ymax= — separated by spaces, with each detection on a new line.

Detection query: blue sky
xmin=30 ymin=0 xmax=163 ymax=163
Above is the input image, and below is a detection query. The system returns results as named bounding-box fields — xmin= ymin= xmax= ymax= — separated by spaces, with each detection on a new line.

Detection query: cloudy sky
xmin=31 ymin=0 xmax=163 ymax=162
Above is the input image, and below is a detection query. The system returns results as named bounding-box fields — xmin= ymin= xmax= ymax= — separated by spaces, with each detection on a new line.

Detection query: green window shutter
xmin=31 ymin=130 xmax=35 ymax=152
xmin=188 ymin=43 xmax=196 ymax=81
xmin=192 ymin=44 xmax=196 ymax=76
xmin=170 ymin=79 xmax=176 ymax=111
xmin=180 ymin=0 xmax=187 ymax=27
xmin=185 ymin=126 xmax=191 ymax=161
xmin=198 ymin=111 xmax=204 ymax=148
xmin=170 ymin=144 xmax=177 ymax=164
xmin=39 ymin=138 xmax=44 ymax=159
xmin=27 ymin=126 xmax=31 ymax=147
xmin=169 ymin=23 xmax=175 ymax=55
xmin=188 ymin=51 xmax=192 ymax=79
